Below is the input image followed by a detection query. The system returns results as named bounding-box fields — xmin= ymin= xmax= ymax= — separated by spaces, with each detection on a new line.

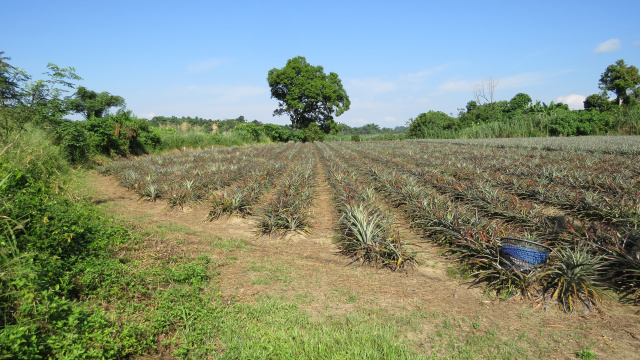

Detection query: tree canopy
xmin=67 ymin=86 xmax=125 ymax=119
xmin=267 ymin=56 xmax=350 ymax=133
xmin=599 ymin=59 xmax=640 ymax=106
xmin=407 ymin=111 xmax=456 ymax=138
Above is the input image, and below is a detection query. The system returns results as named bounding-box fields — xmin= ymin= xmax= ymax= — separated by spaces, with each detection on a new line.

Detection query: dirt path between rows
xmin=85 ymin=164 xmax=640 ymax=359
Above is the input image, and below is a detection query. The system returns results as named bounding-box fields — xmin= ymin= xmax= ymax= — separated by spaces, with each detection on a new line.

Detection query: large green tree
xmin=1 ymin=52 xmax=81 ymax=136
xmin=599 ymin=59 xmax=640 ymax=106
xmin=407 ymin=111 xmax=457 ymax=138
xmin=0 ymin=51 xmax=29 ymax=107
xmin=508 ymin=93 xmax=532 ymax=112
xmin=583 ymin=93 xmax=613 ymax=112
xmin=267 ymin=56 xmax=350 ymax=133
xmin=67 ymin=86 xmax=125 ymax=119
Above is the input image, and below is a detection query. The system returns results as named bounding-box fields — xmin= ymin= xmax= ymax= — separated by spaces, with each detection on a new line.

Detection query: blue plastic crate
xmin=500 ymin=237 xmax=551 ymax=272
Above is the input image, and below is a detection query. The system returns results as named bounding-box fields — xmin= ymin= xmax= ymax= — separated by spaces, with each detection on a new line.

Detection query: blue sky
xmin=4 ymin=0 xmax=639 ymax=128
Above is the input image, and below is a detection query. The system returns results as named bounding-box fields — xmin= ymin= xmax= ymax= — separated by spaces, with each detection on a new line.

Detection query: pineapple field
xmin=96 ymin=137 xmax=640 ymax=358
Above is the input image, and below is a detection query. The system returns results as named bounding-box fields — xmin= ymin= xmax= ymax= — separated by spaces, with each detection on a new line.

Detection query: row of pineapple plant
xmin=101 ymin=144 xmax=287 ymax=208
xmin=349 ymin=141 xmax=639 ymax=248
xmin=377 ymin=141 xmax=639 ymax=304
xmin=372 ymin=141 xmax=640 ymax=198
xmin=328 ymin=142 xmax=614 ymax=311
xmin=341 ymin=143 xmax=565 ymax=241
xmin=205 ymin=144 xmax=298 ymax=220
xmin=317 ymin=143 xmax=415 ymax=271
xmin=258 ymin=144 xmax=318 ymax=235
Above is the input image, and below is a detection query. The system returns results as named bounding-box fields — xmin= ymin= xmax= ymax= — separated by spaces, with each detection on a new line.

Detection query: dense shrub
xmin=407 ymin=111 xmax=457 ymax=139
xmin=547 ymin=109 xmax=612 ymax=136
xmin=0 ymin=129 xmax=136 ymax=358
xmin=52 ymin=111 xmax=161 ymax=164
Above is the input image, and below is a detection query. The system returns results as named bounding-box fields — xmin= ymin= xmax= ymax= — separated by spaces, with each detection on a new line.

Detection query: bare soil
xmin=85 ymin=169 xmax=640 ymax=360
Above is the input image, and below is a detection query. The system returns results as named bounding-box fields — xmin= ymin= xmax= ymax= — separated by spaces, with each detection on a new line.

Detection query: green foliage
xmin=54 ymin=111 xmax=160 ymax=162
xmin=302 ymin=122 xmax=325 ymax=142
xmin=151 ymin=129 xmax=259 ymax=151
xmin=546 ymin=109 xmax=612 ymax=136
xmin=67 ymin=86 xmax=125 ymax=120
xmin=458 ymin=101 xmax=508 ymax=127
xmin=149 ymin=115 xmax=254 ymax=134
xmin=542 ymin=246 xmax=605 ymax=312
xmin=1 ymin=56 xmax=81 ymax=138
xmin=599 ymin=59 xmax=640 ymax=106
xmin=232 ymin=122 xmax=263 ymax=142
xmin=0 ymin=130 xmax=144 ymax=359
xmin=259 ymin=123 xmax=293 ymax=142
xmin=232 ymin=122 xmax=326 ymax=143
xmin=583 ymin=93 xmax=614 ymax=112
xmin=407 ymin=111 xmax=457 ymax=138
xmin=351 ymin=134 xmax=361 ymax=142
xmin=576 ymin=348 xmax=598 ymax=360
xmin=31 ymin=65 xmax=82 ymax=127
xmin=508 ymin=93 xmax=532 ymax=112
xmin=0 ymin=51 xmax=30 ymax=108
xmin=267 ymin=56 xmax=350 ymax=132
xmin=337 ymin=123 xmax=406 ymax=136
xmin=55 ymin=120 xmax=89 ymax=163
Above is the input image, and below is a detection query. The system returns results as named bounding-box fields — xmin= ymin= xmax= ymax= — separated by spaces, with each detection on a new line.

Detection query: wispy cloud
xmin=437 ymin=80 xmax=475 ymax=93
xmin=556 ymin=94 xmax=585 ymax=109
xmin=346 ymin=78 xmax=398 ymax=96
xmin=499 ymin=72 xmax=548 ymax=89
xmin=436 ymin=71 xmax=552 ymax=95
xmin=187 ymin=58 xmax=227 ymax=73
xmin=138 ymin=112 xmax=156 ymax=119
xmin=401 ymin=65 xmax=449 ymax=82
xmin=634 ymin=40 xmax=640 ymax=46
xmin=594 ymin=39 xmax=621 ymax=53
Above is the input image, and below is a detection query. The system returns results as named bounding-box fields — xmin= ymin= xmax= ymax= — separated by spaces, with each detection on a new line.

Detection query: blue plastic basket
xmin=499 ymin=237 xmax=551 ymax=272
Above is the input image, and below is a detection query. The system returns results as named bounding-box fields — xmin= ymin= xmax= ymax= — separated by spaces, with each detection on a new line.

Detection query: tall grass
xmin=458 ymin=114 xmax=550 ymax=139
xmin=0 ymin=125 xmax=70 ymax=184
xmin=415 ymin=105 xmax=640 ymax=140
xmin=152 ymin=130 xmax=271 ymax=152
xmin=610 ymin=105 xmax=640 ymax=135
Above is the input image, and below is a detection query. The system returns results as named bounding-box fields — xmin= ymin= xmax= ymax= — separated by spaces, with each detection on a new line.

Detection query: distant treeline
xmin=337 ymin=123 xmax=407 ymax=135
xmin=406 ymin=96 xmax=640 ymax=140
xmin=148 ymin=115 xmax=260 ymax=134
xmin=407 ymin=59 xmax=640 ymax=139
xmin=147 ymin=115 xmax=407 ymax=136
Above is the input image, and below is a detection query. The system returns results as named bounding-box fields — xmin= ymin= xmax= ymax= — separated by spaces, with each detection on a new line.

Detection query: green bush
xmin=302 ymin=123 xmax=325 ymax=142
xmin=547 ymin=109 xmax=611 ymax=136
xmin=55 ymin=120 xmax=89 ymax=163
xmin=407 ymin=111 xmax=457 ymax=139
xmin=0 ymin=129 xmax=141 ymax=359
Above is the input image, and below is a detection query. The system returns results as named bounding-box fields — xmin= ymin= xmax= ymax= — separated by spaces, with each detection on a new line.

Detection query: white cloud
xmin=634 ymin=40 xmax=640 ymax=46
xmin=556 ymin=94 xmax=586 ymax=109
xmin=187 ymin=58 xmax=226 ymax=73
xmin=594 ymin=39 xmax=621 ymax=53
xmin=383 ymin=116 xmax=397 ymax=123
xmin=138 ymin=112 xmax=156 ymax=119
